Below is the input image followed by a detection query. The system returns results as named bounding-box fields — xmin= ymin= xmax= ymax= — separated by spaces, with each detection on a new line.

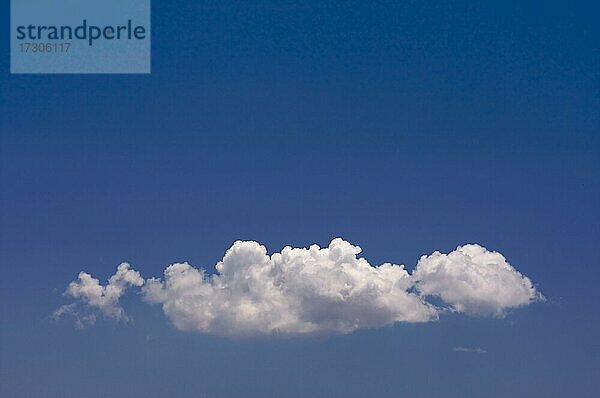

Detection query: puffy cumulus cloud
xmin=56 ymin=239 xmax=543 ymax=337
xmin=54 ymin=263 xmax=144 ymax=326
xmin=143 ymin=239 xmax=437 ymax=336
xmin=412 ymin=244 xmax=544 ymax=317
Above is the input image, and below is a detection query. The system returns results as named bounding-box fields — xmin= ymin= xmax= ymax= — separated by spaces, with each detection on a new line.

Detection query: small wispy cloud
xmin=453 ymin=347 xmax=487 ymax=354
xmin=53 ymin=263 xmax=143 ymax=328
xmin=51 ymin=303 xmax=97 ymax=330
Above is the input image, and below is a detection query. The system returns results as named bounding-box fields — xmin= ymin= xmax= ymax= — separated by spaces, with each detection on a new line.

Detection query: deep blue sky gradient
xmin=1 ymin=1 xmax=599 ymax=397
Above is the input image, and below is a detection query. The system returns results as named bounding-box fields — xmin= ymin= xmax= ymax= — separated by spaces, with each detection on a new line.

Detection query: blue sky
xmin=1 ymin=1 xmax=599 ymax=397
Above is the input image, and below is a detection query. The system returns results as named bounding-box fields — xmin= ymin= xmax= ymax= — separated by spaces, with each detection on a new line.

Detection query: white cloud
xmin=412 ymin=244 xmax=544 ymax=317
xmin=52 ymin=303 xmax=97 ymax=330
xmin=453 ymin=346 xmax=486 ymax=354
xmin=55 ymin=239 xmax=543 ymax=337
xmin=143 ymin=239 xmax=437 ymax=336
xmin=54 ymin=262 xmax=144 ymax=325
